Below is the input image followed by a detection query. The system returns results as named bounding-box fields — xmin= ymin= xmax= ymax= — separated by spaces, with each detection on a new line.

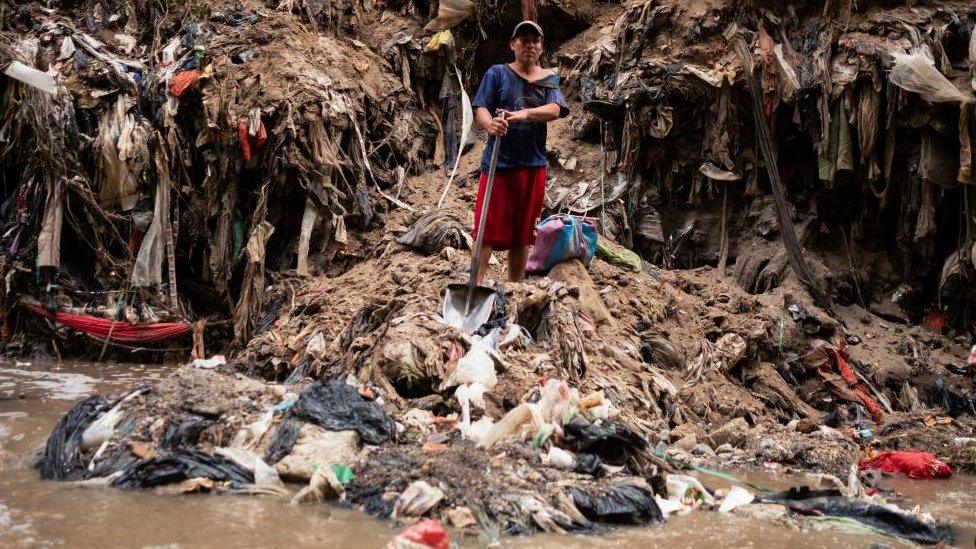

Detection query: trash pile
xmin=37 ymin=358 xmax=962 ymax=544
xmin=562 ymin=0 xmax=976 ymax=336
xmin=16 ymin=0 xmax=976 ymax=544
xmin=0 ymin=0 xmax=438 ymax=354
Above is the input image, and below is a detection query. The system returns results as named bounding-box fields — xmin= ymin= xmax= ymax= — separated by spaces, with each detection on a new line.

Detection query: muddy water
xmin=1 ymin=360 xmax=974 ymax=548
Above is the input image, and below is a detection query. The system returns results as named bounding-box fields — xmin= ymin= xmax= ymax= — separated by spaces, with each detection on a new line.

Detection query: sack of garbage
xmin=569 ymin=482 xmax=663 ymax=525
xmin=527 ymin=215 xmax=598 ymax=273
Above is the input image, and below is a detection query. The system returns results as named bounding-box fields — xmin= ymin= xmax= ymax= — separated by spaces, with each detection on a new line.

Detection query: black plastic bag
xmin=40 ymin=395 xmax=111 ymax=480
xmin=162 ymin=417 xmax=214 ymax=449
xmin=292 ymin=381 xmax=391 ymax=445
xmin=563 ymin=420 xmax=647 ymax=465
xmin=475 ymin=288 xmax=507 ymax=337
xmin=574 ymin=454 xmax=604 ymax=477
xmin=264 ymin=419 xmax=302 ymax=464
xmin=570 ymin=483 xmax=662 ymax=525
xmin=927 ymin=375 xmax=975 ymax=417
xmin=767 ymin=491 xmax=953 ymax=545
xmin=112 ymin=450 xmax=254 ymax=489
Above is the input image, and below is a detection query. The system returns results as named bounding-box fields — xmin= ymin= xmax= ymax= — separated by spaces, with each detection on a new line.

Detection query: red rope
xmin=20 ymin=303 xmax=191 ymax=343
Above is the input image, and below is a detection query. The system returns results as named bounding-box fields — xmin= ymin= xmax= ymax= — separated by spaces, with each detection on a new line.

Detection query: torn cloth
xmin=238 ymin=120 xmax=268 ymax=162
xmin=169 ymin=69 xmax=201 ymax=97
xmin=859 ymin=451 xmax=952 ymax=479
xmin=397 ymin=209 xmax=472 ymax=254
xmin=818 ymin=345 xmax=885 ymax=424
xmin=37 ymin=180 xmax=65 ymax=269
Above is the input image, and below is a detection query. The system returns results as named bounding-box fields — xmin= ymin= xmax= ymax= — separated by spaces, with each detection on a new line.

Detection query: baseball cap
xmin=511 ymin=20 xmax=544 ymax=39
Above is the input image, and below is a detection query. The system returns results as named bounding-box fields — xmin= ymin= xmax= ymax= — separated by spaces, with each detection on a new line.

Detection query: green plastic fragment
xmin=332 ymin=464 xmax=354 ymax=485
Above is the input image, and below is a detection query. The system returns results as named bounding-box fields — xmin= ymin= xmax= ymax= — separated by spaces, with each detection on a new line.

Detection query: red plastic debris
xmin=19 ymin=302 xmax=191 ymax=343
xmin=923 ymin=311 xmax=946 ymax=333
xmin=386 ymin=519 xmax=449 ymax=549
xmin=238 ymin=120 xmax=268 ymax=162
xmin=169 ymin=69 xmax=201 ymax=97
xmin=859 ymin=451 xmax=952 ymax=479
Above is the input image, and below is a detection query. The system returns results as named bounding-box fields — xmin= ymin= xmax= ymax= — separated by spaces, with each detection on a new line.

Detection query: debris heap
xmin=15 ymin=0 xmax=976 ymax=544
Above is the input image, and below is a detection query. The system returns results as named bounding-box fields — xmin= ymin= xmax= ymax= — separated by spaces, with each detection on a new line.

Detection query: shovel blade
xmin=442 ymin=283 xmax=497 ymax=333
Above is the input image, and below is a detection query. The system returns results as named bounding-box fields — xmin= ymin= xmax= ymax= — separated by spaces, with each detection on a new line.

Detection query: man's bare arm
xmin=503 ymin=103 xmax=561 ymax=124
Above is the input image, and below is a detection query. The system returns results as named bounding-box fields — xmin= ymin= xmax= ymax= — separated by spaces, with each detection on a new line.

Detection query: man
xmin=470 ymin=20 xmax=569 ymax=284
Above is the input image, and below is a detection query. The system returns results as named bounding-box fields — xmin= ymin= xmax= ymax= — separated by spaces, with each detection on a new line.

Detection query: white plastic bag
xmin=889 ymin=50 xmax=973 ymax=103
xmin=544 ymin=446 xmax=575 ymax=469
xmin=442 ymin=337 xmax=497 ymax=390
xmin=666 ymin=474 xmax=716 ymax=507
xmin=423 ymin=0 xmax=474 ymax=31
xmin=718 ymin=486 xmax=754 ymax=513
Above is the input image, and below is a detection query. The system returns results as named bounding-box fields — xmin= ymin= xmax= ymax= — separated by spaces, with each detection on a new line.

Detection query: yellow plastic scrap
xmin=425 ymin=30 xmax=454 ymax=53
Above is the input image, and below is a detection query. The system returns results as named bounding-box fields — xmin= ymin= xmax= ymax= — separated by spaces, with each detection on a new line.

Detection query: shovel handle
xmin=465 ymin=126 xmax=504 ymax=315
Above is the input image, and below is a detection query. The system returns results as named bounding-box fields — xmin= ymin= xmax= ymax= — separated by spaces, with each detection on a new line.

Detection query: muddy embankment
xmin=2 ymin=0 xmax=976 ymax=544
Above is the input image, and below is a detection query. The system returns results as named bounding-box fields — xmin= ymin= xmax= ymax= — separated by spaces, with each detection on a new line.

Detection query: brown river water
xmin=1 ymin=360 xmax=974 ymax=548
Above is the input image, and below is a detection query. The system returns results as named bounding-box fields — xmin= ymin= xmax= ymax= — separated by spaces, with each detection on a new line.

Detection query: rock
xmin=691 ymin=443 xmax=715 ymax=457
xmin=675 ymin=433 xmax=698 ymax=451
xmin=715 ymin=443 xmax=734 ymax=454
xmin=714 ymin=333 xmax=748 ymax=370
xmin=548 ymin=260 xmax=615 ymax=326
xmin=666 ymin=448 xmax=693 ymax=462
xmin=709 ymin=418 xmax=750 ymax=448
xmin=757 ymin=437 xmax=794 ymax=462
xmin=274 ymin=424 xmax=361 ymax=482
xmin=795 ymin=418 xmax=820 ymax=434
xmin=733 ymin=503 xmax=787 ymax=520
xmin=669 ymin=422 xmax=704 ymax=442
xmin=444 ymin=506 xmax=477 ymax=528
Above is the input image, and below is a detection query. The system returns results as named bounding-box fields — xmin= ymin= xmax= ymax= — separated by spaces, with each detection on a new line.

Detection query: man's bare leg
xmin=507 ymin=245 xmax=530 ymax=282
xmin=476 ymin=245 xmax=493 ymax=285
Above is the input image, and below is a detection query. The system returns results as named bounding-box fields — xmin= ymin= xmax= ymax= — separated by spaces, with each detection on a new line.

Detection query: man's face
xmin=511 ymin=33 xmax=543 ymax=64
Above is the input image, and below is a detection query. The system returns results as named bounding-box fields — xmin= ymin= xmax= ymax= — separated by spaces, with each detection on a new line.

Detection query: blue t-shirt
xmin=472 ymin=64 xmax=570 ymax=171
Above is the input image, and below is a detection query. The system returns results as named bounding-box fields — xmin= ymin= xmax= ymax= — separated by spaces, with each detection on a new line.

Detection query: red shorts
xmin=472 ymin=167 xmax=546 ymax=251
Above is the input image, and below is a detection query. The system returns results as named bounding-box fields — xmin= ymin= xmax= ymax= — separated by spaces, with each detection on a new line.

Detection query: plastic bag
xmin=666 ymin=474 xmax=716 ymax=506
xmin=544 ymin=446 xmax=575 ymax=469
xmin=527 ymin=215 xmax=598 ymax=273
xmin=442 ymin=337 xmax=497 ymax=391
xmin=718 ymin=486 xmax=754 ymax=512
xmin=570 ymin=483 xmax=663 ymax=525
xmin=80 ymin=388 xmax=145 ymax=451
xmin=563 ymin=420 xmax=648 ymax=465
xmin=393 ymin=480 xmax=445 ymax=518
xmin=889 ymin=50 xmax=972 ymax=104
xmin=292 ymin=380 xmax=391 ymax=445
xmin=41 ymin=396 xmax=111 ymax=480
xmin=455 ymin=382 xmax=487 ymax=427
xmin=385 ymin=519 xmax=449 ymax=549
xmin=423 ymin=0 xmax=473 ymax=31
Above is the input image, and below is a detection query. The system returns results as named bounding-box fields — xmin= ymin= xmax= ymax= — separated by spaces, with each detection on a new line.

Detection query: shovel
xmin=443 ymin=128 xmax=503 ymax=333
